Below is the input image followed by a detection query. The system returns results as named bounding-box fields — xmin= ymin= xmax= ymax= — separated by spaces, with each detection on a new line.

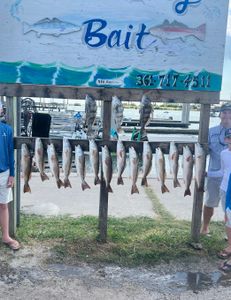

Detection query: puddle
xmin=1 ymin=259 xmax=231 ymax=294
xmin=49 ymin=264 xmax=231 ymax=294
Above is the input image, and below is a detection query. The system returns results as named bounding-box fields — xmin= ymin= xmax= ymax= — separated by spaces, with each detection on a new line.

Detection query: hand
xmin=7 ymin=176 xmax=14 ymax=188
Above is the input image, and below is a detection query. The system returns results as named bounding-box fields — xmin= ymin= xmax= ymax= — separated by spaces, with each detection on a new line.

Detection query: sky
xmin=221 ymin=1 xmax=231 ymax=100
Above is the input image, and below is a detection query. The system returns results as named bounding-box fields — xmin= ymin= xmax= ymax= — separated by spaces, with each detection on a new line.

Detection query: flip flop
xmin=219 ymin=261 xmax=231 ymax=273
xmin=217 ymin=249 xmax=231 ymax=259
xmin=3 ymin=240 xmax=20 ymax=251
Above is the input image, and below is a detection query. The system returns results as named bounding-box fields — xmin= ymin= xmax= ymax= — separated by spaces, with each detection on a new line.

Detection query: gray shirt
xmin=208 ymin=124 xmax=227 ymax=173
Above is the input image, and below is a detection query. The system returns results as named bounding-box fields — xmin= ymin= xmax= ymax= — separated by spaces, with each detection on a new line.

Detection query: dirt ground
xmin=0 ymin=243 xmax=231 ymax=300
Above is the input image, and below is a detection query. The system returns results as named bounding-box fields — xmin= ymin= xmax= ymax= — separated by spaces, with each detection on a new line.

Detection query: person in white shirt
xmin=208 ymin=127 xmax=231 ymax=264
xmin=201 ymin=103 xmax=231 ymax=236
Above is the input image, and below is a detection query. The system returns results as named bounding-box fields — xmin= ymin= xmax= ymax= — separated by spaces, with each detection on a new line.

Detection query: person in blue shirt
xmin=0 ymin=103 xmax=20 ymax=250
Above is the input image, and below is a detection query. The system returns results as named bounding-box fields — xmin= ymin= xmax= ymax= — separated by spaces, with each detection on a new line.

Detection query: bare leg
xmin=201 ymin=205 xmax=214 ymax=235
xmin=0 ymin=203 xmax=11 ymax=241
xmin=225 ymin=226 xmax=231 ymax=252
xmin=0 ymin=203 xmax=19 ymax=248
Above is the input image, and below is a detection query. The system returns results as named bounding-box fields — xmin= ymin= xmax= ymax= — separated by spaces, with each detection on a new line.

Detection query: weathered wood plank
xmin=5 ymin=97 xmax=17 ymax=237
xmin=14 ymin=137 xmax=203 ymax=155
xmin=191 ymin=104 xmax=211 ymax=243
xmin=0 ymin=83 xmax=220 ymax=104
xmin=99 ymin=100 xmax=112 ymax=242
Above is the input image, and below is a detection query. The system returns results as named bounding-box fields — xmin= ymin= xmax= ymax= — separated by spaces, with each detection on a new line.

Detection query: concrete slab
xmin=21 ymin=173 xmax=155 ymax=218
xmin=149 ymin=178 xmax=224 ymax=222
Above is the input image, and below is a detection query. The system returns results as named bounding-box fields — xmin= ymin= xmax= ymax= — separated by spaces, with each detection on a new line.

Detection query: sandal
xmin=217 ymin=249 xmax=231 ymax=259
xmin=219 ymin=261 xmax=231 ymax=273
xmin=3 ymin=239 xmax=20 ymax=251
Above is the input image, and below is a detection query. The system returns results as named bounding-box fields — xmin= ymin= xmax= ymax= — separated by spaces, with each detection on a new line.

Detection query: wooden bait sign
xmin=0 ymin=0 xmax=229 ymax=91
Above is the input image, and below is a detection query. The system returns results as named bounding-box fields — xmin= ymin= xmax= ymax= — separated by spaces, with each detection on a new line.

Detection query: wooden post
xmin=5 ymin=96 xmax=17 ymax=237
xmin=98 ymin=99 xmax=111 ymax=242
xmin=181 ymin=103 xmax=190 ymax=124
xmin=191 ymin=103 xmax=211 ymax=244
xmin=16 ymin=98 xmax=21 ymax=227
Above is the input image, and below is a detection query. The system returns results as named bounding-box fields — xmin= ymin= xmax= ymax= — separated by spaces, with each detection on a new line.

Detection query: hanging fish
xmin=84 ymin=94 xmax=97 ymax=136
xmin=141 ymin=141 xmax=152 ymax=187
xmin=47 ymin=144 xmax=63 ymax=189
xmin=101 ymin=145 xmax=113 ymax=193
xmin=194 ymin=143 xmax=206 ymax=192
xmin=89 ymin=139 xmax=100 ymax=185
xmin=75 ymin=145 xmax=90 ymax=191
xmin=129 ymin=147 xmax=139 ymax=194
xmin=62 ymin=138 xmax=72 ymax=188
xmin=155 ymin=147 xmax=169 ymax=193
xmin=21 ymin=143 xmax=32 ymax=193
xmin=112 ymin=96 xmax=124 ymax=133
xmin=117 ymin=140 xmax=126 ymax=185
xmin=169 ymin=142 xmax=181 ymax=188
xmin=182 ymin=145 xmax=194 ymax=196
xmin=139 ymin=95 xmax=153 ymax=133
xmin=34 ymin=138 xmax=49 ymax=182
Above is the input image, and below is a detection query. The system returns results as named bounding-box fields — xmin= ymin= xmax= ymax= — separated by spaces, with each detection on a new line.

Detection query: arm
xmin=207 ymin=152 xmax=224 ymax=178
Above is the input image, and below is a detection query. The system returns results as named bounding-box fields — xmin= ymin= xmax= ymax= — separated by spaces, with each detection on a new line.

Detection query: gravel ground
xmin=1 ymin=243 xmax=231 ymax=299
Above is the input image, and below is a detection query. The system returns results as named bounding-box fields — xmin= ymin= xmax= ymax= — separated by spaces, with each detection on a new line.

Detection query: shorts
xmin=0 ymin=170 xmax=12 ymax=204
xmin=204 ymin=177 xmax=222 ymax=208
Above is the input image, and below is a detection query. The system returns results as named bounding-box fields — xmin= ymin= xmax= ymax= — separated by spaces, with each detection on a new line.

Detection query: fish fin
xmin=195 ymin=24 xmax=206 ymax=41
xmin=82 ymin=181 xmax=91 ymax=191
xmin=23 ymin=22 xmax=31 ymax=34
xmin=117 ymin=177 xmax=124 ymax=185
xmin=64 ymin=178 xmax=72 ymax=188
xmin=184 ymin=189 xmax=191 ymax=197
xmin=131 ymin=184 xmax=139 ymax=194
xmin=107 ymin=184 xmax=113 ymax=193
xmin=94 ymin=176 xmax=101 ymax=185
xmin=141 ymin=177 xmax=148 ymax=187
xmin=56 ymin=179 xmax=64 ymax=189
xmin=180 ymin=36 xmax=186 ymax=42
xmin=173 ymin=179 xmax=181 ymax=188
xmin=40 ymin=173 xmax=49 ymax=182
xmin=161 ymin=185 xmax=170 ymax=194
xmin=195 ymin=180 xmax=204 ymax=193
xmin=23 ymin=183 xmax=31 ymax=193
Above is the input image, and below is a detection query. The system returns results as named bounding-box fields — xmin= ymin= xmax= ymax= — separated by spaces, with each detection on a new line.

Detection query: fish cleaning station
xmin=0 ymin=0 xmax=229 ymax=247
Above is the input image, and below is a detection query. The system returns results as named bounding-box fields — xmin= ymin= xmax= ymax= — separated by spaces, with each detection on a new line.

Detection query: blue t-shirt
xmin=0 ymin=122 xmax=14 ymax=176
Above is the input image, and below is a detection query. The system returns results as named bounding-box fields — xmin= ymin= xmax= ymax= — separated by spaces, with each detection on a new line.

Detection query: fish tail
xmin=40 ymin=172 xmax=49 ymax=182
xmin=107 ymin=184 xmax=113 ymax=193
xmin=23 ymin=22 xmax=31 ymax=34
xmin=184 ymin=189 xmax=191 ymax=197
xmin=161 ymin=184 xmax=170 ymax=194
xmin=56 ymin=179 xmax=64 ymax=189
xmin=64 ymin=178 xmax=72 ymax=188
xmin=141 ymin=177 xmax=148 ymax=187
xmin=23 ymin=183 xmax=31 ymax=193
xmin=117 ymin=176 xmax=124 ymax=185
xmin=82 ymin=181 xmax=91 ymax=191
xmin=94 ymin=176 xmax=101 ymax=185
xmin=195 ymin=24 xmax=206 ymax=41
xmin=173 ymin=179 xmax=181 ymax=188
xmin=195 ymin=181 xmax=204 ymax=193
xmin=131 ymin=184 xmax=139 ymax=194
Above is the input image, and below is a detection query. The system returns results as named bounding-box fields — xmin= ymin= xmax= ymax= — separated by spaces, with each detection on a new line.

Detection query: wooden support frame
xmin=1 ymin=84 xmax=217 ymax=244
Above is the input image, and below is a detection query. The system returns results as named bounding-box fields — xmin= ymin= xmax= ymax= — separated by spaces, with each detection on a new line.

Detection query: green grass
xmin=14 ymin=187 xmax=227 ymax=266
xmin=16 ymin=214 xmax=227 ymax=267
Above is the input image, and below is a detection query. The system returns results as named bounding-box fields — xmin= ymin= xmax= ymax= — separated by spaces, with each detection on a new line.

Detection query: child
xmin=208 ymin=128 xmax=231 ymax=270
